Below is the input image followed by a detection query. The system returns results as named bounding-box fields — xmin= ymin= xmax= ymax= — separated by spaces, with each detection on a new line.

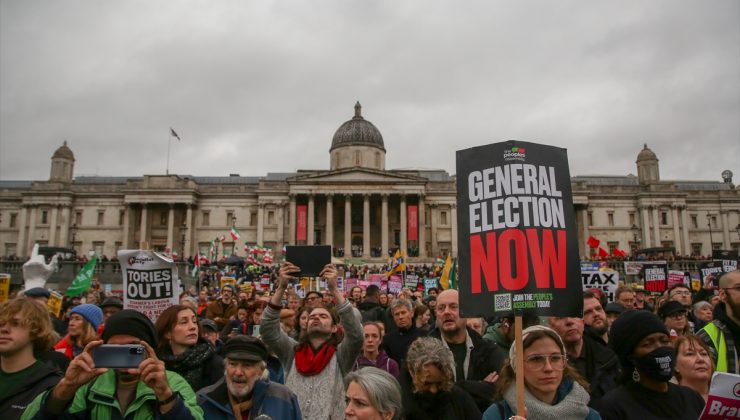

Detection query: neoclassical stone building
xmin=1 ymin=103 xmax=739 ymax=261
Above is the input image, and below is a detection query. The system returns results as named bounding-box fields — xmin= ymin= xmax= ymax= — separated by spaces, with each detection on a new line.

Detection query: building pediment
xmin=287 ymin=168 xmax=426 ymax=184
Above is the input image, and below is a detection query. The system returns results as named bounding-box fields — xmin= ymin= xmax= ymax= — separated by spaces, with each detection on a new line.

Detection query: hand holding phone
xmin=92 ymin=344 xmax=146 ymax=368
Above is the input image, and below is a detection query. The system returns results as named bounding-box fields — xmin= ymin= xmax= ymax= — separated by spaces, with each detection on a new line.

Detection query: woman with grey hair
xmin=692 ymin=300 xmax=713 ymax=332
xmin=344 ymin=367 xmax=402 ymax=420
xmin=401 ymin=337 xmax=481 ymax=419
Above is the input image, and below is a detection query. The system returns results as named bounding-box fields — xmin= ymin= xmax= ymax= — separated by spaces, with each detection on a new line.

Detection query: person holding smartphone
xmin=22 ymin=309 xmax=204 ymax=419
xmin=261 ymin=262 xmax=363 ymax=420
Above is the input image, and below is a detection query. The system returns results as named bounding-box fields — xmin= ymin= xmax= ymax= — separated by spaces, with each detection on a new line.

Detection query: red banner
xmin=296 ymin=204 xmax=307 ymax=241
xmin=408 ymin=204 xmax=418 ymax=241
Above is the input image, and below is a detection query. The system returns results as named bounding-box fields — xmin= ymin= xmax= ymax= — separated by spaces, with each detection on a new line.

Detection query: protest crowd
xmin=1 ymin=245 xmax=739 ymax=420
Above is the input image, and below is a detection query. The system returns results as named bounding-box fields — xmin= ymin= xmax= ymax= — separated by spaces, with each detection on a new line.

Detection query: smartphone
xmin=285 ymin=245 xmax=331 ymax=277
xmin=92 ymin=344 xmax=146 ymax=368
xmin=252 ymin=325 xmax=261 ymax=338
xmin=232 ymin=327 xmax=240 ymax=334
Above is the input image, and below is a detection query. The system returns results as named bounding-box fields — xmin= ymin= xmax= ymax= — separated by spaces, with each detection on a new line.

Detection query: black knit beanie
xmin=102 ymin=309 xmax=158 ymax=348
xmin=609 ymin=309 xmax=668 ymax=368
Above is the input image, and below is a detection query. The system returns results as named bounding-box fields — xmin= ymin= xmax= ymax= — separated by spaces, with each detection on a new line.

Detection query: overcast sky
xmin=1 ymin=1 xmax=738 ymax=183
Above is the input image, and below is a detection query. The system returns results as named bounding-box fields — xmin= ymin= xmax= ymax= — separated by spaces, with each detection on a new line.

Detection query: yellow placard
xmin=0 ymin=274 xmax=10 ymax=303
xmin=240 ymin=283 xmax=253 ymax=294
xmin=47 ymin=291 xmax=63 ymax=317
xmin=220 ymin=276 xmax=236 ymax=289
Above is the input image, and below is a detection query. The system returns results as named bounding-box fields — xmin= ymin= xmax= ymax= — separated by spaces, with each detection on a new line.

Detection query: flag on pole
xmin=587 ymin=235 xmax=600 ymax=248
xmin=193 ymin=252 xmax=201 ymax=277
xmin=66 ymin=256 xmax=98 ymax=297
xmin=170 ymin=128 xmax=181 ymax=141
xmin=218 ymin=235 xmax=226 ymax=243
xmin=612 ymin=248 xmax=627 ymax=257
xmin=385 ymin=250 xmax=405 ymax=277
xmin=230 ymin=226 xmax=241 ymax=241
xmin=439 ymin=255 xmax=453 ymax=289
xmin=598 ymin=247 xmax=609 ymax=258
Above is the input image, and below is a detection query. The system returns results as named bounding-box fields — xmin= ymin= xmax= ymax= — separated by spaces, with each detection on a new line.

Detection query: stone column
xmin=681 ymin=206 xmax=691 ymax=256
xmin=139 ymin=204 xmax=148 ymax=248
xmin=400 ymin=195 xmax=407 ymax=255
xmin=49 ymin=206 xmax=59 ymax=246
xmin=381 ymin=194 xmax=389 ymax=258
xmin=652 ymin=206 xmax=661 ymax=247
xmin=363 ymin=194 xmax=370 ymax=258
xmin=451 ymin=203 xmax=458 ymax=258
xmin=721 ymin=210 xmax=731 ymax=249
xmin=184 ymin=204 xmax=193 ymax=257
xmin=344 ymin=194 xmax=352 ymax=257
xmin=289 ymin=195 xmax=297 ymax=245
xmin=418 ymin=195 xmax=426 ymax=258
xmin=671 ymin=205 xmax=681 ymax=253
xmin=17 ymin=206 xmax=27 ymax=257
xmin=166 ymin=205 xmax=175 ymax=253
xmin=430 ymin=204 xmax=438 ymax=257
xmin=307 ymin=194 xmax=315 ymax=245
xmin=276 ymin=202 xmax=285 ymax=249
xmin=122 ymin=205 xmax=131 ymax=249
xmin=580 ymin=206 xmax=590 ymax=257
xmin=640 ymin=206 xmax=651 ymax=247
xmin=27 ymin=206 xmax=38 ymax=255
xmin=257 ymin=203 xmax=265 ymax=246
xmin=325 ymin=195 xmax=334 ymax=250
xmin=59 ymin=206 xmax=70 ymax=247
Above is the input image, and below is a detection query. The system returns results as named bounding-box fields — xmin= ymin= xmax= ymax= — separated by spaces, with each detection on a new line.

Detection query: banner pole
xmin=515 ymin=314 xmax=525 ymax=416
xmin=166 ymin=131 xmax=171 ymax=175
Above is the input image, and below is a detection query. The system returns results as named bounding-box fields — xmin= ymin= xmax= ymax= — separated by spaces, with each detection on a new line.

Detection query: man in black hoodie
xmin=0 ymin=298 xmax=62 ymax=419
xmin=357 ymin=285 xmax=387 ymax=327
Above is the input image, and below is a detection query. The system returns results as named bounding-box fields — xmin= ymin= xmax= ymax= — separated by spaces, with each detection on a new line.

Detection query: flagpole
xmin=166 ymin=130 xmax=171 ymax=175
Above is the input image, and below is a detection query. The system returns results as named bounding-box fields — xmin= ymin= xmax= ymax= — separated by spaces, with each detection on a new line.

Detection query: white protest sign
xmin=581 ymin=270 xmax=619 ymax=302
xmin=119 ymin=250 xmax=178 ymax=322
xmin=700 ymin=372 xmax=740 ymax=419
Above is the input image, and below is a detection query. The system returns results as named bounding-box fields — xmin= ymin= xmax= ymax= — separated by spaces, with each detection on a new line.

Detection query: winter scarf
xmin=294 ymin=342 xmax=337 ymax=376
xmin=503 ymin=377 xmax=590 ymax=420
xmin=160 ymin=340 xmax=217 ymax=390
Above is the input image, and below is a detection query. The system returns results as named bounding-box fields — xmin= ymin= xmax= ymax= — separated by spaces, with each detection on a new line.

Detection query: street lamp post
xmin=180 ymin=229 xmax=186 ymax=261
xmin=708 ymin=220 xmax=714 ymax=252
xmin=70 ymin=224 xmax=77 ymax=253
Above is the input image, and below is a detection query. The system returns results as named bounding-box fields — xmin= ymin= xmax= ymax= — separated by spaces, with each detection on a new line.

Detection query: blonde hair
xmin=70 ymin=315 xmax=99 ymax=348
xmin=0 ymin=298 xmax=57 ymax=353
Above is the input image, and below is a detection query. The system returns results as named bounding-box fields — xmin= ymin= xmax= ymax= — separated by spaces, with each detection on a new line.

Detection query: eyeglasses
xmin=524 ymin=354 xmax=567 ymax=371
xmin=668 ymin=312 xmax=687 ymax=319
xmin=724 ymin=285 xmax=740 ymax=292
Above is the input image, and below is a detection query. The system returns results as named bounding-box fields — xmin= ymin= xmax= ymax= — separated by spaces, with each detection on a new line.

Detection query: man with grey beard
xmin=197 ymin=335 xmax=301 ymax=419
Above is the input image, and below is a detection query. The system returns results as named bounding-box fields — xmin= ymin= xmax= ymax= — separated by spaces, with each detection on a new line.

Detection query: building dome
xmin=52 ymin=141 xmax=75 ymax=161
xmin=330 ymin=102 xmax=385 ymax=152
xmin=636 ymin=143 xmax=657 ymax=162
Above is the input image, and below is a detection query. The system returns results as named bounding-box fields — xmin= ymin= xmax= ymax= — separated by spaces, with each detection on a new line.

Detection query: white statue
xmin=23 ymin=244 xmax=59 ymax=290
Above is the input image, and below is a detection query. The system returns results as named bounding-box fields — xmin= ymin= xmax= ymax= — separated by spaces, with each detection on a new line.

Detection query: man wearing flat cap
xmin=197 ymin=335 xmax=301 ymax=420
xmin=22 ymin=309 xmax=204 ymax=419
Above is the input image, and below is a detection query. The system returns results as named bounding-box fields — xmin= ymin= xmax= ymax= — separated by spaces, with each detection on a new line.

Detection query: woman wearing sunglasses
xmin=483 ymin=325 xmax=599 ymax=420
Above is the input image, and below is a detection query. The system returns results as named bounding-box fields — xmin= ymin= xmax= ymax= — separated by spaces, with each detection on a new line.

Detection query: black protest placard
xmin=456 ymin=141 xmax=581 ymax=317
xmin=642 ymin=263 xmax=668 ymax=292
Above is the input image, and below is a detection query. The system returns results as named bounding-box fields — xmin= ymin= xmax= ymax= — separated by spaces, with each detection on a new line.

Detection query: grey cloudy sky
xmin=1 ymin=0 xmax=738 ymax=183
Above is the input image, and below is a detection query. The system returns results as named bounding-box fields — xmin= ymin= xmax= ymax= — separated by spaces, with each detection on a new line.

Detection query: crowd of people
xmin=1 ymin=261 xmax=738 ymax=419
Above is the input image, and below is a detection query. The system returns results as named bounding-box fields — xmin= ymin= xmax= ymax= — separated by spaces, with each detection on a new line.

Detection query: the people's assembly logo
xmin=503 ymin=146 xmax=526 ymax=162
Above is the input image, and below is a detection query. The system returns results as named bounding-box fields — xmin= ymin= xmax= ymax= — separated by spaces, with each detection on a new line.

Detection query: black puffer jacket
xmin=0 ymin=361 xmax=61 ymax=420
xmin=428 ymin=327 xmax=506 ymax=412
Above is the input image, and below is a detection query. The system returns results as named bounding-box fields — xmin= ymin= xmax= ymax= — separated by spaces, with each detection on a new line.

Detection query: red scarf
xmin=295 ymin=342 xmax=337 ymax=376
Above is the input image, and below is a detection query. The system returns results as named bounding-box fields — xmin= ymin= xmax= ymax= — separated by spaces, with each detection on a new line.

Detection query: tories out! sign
xmin=456 ymin=141 xmax=581 ymax=317
xmin=119 ymin=250 xmax=178 ymax=322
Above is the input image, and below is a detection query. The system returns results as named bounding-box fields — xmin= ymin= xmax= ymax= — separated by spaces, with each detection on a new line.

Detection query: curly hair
xmin=0 ymin=298 xmax=57 ymax=353
xmin=405 ymin=337 xmax=455 ymax=393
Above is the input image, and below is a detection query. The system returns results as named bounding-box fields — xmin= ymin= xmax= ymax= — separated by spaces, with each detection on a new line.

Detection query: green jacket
xmin=21 ymin=369 xmax=204 ymax=420
xmin=482 ymin=323 xmax=512 ymax=355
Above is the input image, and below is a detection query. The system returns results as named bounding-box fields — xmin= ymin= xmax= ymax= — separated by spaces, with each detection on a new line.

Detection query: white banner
xmin=700 ymin=372 xmax=740 ymax=419
xmin=119 ymin=250 xmax=178 ymax=322
xmin=581 ymin=270 xmax=619 ymax=303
